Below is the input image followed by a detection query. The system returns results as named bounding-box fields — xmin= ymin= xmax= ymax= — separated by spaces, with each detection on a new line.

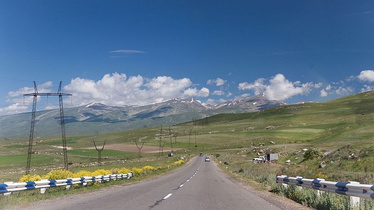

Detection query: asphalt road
xmin=26 ymin=156 xmax=304 ymax=210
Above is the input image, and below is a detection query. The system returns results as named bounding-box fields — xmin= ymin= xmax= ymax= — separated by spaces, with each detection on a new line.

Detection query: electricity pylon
xmin=23 ymin=81 xmax=72 ymax=174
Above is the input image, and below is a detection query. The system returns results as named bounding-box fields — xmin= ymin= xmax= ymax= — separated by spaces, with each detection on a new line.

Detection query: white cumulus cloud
xmin=238 ymin=78 xmax=266 ymax=95
xmin=361 ymin=85 xmax=374 ymax=92
xmin=238 ymin=74 xmax=316 ymax=101
xmin=207 ymin=78 xmax=226 ymax=86
xmin=320 ymin=89 xmax=328 ymax=97
xmin=1 ymin=81 xmax=56 ymax=115
xmin=0 ymin=74 xmax=213 ymax=115
xmin=212 ymin=90 xmax=225 ymax=96
xmin=0 ymin=103 xmax=29 ymax=115
xmin=183 ymin=87 xmax=209 ymax=98
xmin=358 ymin=70 xmax=374 ymax=82
xmin=64 ymin=73 xmax=210 ymax=106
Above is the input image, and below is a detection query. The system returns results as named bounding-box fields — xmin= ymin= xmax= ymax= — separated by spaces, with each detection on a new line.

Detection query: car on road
xmin=205 ymin=156 xmax=210 ymax=162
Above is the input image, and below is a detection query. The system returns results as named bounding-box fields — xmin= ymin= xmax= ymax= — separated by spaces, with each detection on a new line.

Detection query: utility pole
xmin=93 ymin=140 xmax=106 ymax=164
xmin=23 ymin=81 xmax=71 ymax=174
xmin=195 ymin=125 xmax=198 ymax=149
xmin=157 ymin=126 xmax=166 ymax=156
xmin=169 ymin=126 xmax=173 ymax=153
xmin=158 ymin=125 xmax=163 ymax=156
xmin=160 ymin=141 xmax=166 ymax=156
xmin=188 ymin=128 xmax=192 ymax=148
xmin=135 ymin=137 xmax=146 ymax=158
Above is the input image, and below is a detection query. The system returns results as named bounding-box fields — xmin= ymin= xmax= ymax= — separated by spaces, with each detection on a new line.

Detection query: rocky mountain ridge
xmin=0 ymin=94 xmax=285 ymax=138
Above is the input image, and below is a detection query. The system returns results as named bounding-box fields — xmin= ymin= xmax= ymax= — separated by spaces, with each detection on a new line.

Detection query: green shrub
xmin=303 ymin=147 xmax=321 ymax=161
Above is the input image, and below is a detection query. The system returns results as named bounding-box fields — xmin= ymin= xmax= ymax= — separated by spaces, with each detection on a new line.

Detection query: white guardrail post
xmin=276 ymin=174 xmax=374 ymax=208
xmin=348 ymin=181 xmax=360 ymax=208
xmin=0 ymin=173 xmax=133 ymax=196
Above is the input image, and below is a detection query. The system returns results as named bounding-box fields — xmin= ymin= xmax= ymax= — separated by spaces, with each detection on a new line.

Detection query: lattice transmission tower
xmin=23 ymin=81 xmax=72 ymax=174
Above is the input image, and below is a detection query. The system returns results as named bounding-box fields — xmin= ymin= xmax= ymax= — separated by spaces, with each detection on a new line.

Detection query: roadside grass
xmin=68 ymin=148 xmax=130 ymax=157
xmin=215 ymin=151 xmax=374 ymax=210
xmin=0 ymin=155 xmax=190 ymax=210
xmin=0 ymin=154 xmax=57 ymax=169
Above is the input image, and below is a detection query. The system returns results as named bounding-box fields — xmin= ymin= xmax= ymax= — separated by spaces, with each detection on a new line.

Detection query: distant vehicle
xmin=266 ymin=153 xmax=278 ymax=161
xmin=253 ymin=156 xmax=266 ymax=163
xmin=252 ymin=154 xmax=278 ymax=163
xmin=205 ymin=156 xmax=210 ymax=162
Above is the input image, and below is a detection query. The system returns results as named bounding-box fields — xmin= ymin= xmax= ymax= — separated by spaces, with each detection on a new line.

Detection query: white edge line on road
xmin=163 ymin=193 xmax=172 ymax=200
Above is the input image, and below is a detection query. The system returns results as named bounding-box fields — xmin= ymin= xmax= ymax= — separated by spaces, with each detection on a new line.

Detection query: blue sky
xmin=1 ymin=0 xmax=374 ymax=115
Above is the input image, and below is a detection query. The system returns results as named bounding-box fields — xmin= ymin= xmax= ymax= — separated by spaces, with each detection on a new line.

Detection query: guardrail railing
xmin=0 ymin=172 xmax=133 ymax=196
xmin=276 ymin=174 xmax=374 ymax=208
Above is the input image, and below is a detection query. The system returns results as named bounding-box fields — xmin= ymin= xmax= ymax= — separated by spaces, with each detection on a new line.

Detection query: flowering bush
xmin=142 ymin=165 xmax=156 ymax=172
xmin=19 ymin=174 xmax=42 ymax=182
xmin=73 ymin=170 xmax=93 ymax=178
xmin=118 ymin=167 xmax=131 ymax=174
xmin=111 ymin=168 xmax=120 ymax=174
xmin=91 ymin=169 xmax=111 ymax=176
xmin=42 ymin=170 xmax=73 ymax=180
xmin=16 ymin=157 xmax=185 ymax=183
xmin=171 ymin=160 xmax=184 ymax=166
xmin=316 ymin=171 xmax=328 ymax=179
xmin=131 ymin=167 xmax=143 ymax=176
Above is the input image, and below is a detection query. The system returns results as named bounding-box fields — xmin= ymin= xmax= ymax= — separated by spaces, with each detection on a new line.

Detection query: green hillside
xmin=1 ymin=91 xmax=374 ymax=184
xmin=177 ymin=91 xmax=374 ymax=183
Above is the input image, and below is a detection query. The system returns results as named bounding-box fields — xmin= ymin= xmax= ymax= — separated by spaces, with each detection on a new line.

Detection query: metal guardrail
xmin=0 ymin=172 xmax=133 ymax=195
xmin=276 ymin=174 xmax=374 ymax=200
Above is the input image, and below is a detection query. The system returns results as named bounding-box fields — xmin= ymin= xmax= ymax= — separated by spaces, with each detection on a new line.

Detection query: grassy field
xmin=2 ymin=91 xmax=374 ymax=208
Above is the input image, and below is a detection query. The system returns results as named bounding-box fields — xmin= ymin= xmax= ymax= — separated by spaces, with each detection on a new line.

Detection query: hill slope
xmin=189 ymin=91 xmax=374 ymax=147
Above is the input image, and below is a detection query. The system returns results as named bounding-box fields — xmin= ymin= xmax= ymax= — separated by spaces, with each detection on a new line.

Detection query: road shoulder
xmin=212 ymin=160 xmax=312 ymax=210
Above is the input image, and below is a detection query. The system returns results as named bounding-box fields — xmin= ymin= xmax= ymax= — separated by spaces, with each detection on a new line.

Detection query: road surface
xmin=25 ymin=156 xmax=306 ymax=210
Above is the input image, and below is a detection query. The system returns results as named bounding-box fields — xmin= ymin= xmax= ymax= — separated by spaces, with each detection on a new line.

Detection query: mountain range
xmin=0 ymin=94 xmax=285 ymax=138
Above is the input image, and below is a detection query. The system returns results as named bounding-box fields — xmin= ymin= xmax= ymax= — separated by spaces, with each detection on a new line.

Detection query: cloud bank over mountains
xmin=2 ymin=70 xmax=374 ymax=116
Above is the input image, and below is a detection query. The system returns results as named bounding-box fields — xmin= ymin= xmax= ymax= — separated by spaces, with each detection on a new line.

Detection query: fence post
xmin=66 ymin=178 xmax=72 ymax=190
xmin=348 ymin=181 xmax=360 ymax=209
xmin=296 ymin=176 xmax=303 ymax=191
xmin=40 ymin=188 xmax=47 ymax=194
xmin=316 ymin=178 xmax=325 ymax=197
xmin=3 ymin=182 xmax=12 ymax=196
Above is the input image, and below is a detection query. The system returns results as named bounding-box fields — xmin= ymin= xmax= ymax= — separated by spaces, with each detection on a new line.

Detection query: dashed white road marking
xmin=163 ymin=193 xmax=172 ymax=200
